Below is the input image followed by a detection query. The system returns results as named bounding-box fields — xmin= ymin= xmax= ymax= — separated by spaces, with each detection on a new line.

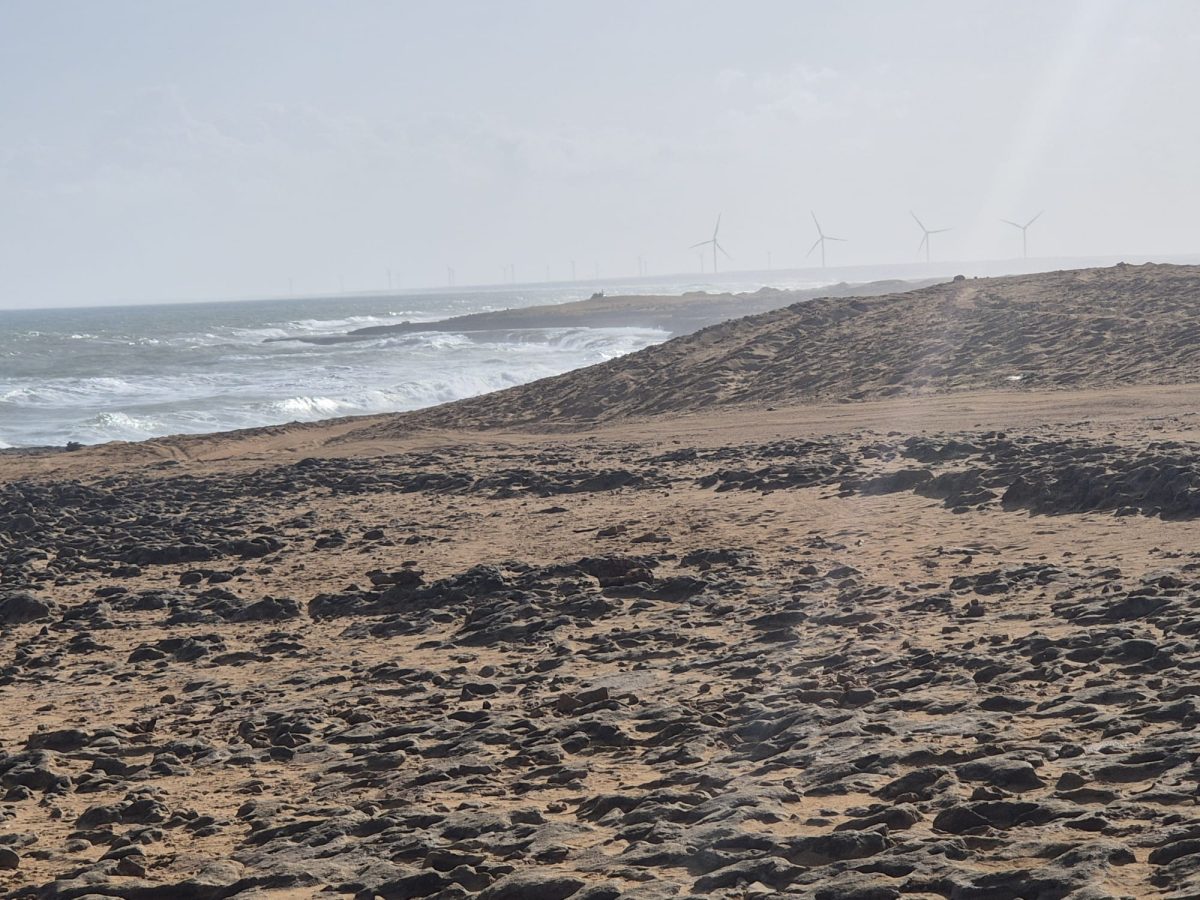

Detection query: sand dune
xmin=349 ymin=263 xmax=1200 ymax=435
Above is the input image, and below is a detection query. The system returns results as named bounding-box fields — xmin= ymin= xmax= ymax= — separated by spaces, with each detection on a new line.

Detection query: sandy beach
xmin=5 ymin=265 xmax=1200 ymax=898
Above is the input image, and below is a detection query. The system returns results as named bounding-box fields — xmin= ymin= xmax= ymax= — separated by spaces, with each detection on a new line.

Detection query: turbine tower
xmin=911 ymin=211 xmax=951 ymax=264
xmin=1001 ymin=211 xmax=1043 ymax=259
xmin=806 ymin=212 xmax=846 ymax=269
xmin=690 ymin=214 xmax=731 ymax=274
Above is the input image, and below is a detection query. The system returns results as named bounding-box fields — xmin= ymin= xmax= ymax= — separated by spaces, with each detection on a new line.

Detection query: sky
xmin=1 ymin=0 xmax=1199 ymax=308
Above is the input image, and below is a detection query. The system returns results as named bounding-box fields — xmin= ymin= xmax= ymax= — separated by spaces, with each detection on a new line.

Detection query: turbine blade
xmin=714 ymin=213 xmax=721 ymax=240
xmin=1026 ymin=210 xmax=1043 ymax=227
xmin=717 ymin=242 xmax=732 ymax=261
xmin=810 ymin=210 xmax=823 ymax=236
xmin=910 ymin=210 xmax=926 ymax=231
xmin=931 ymin=227 xmax=952 ymax=234
xmin=917 ymin=234 xmax=928 ymax=254
xmin=805 ymin=237 xmax=822 ymax=258
xmin=828 ymin=236 xmax=847 ymax=242
xmin=689 ymin=240 xmax=711 ymax=249
xmin=1001 ymin=219 xmax=1021 ymax=229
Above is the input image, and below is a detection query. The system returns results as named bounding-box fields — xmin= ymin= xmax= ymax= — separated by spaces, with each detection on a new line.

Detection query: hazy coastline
xmin=0 ymin=276 xmax=934 ymax=449
xmin=7 ymin=264 xmax=1200 ymax=895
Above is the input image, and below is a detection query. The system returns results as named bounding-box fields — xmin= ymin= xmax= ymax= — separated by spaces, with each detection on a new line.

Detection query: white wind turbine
xmin=1001 ymin=211 xmax=1044 ymax=259
xmin=911 ymin=211 xmax=951 ymax=263
xmin=690 ymin=214 xmax=731 ymax=274
xmin=806 ymin=212 xmax=846 ymax=269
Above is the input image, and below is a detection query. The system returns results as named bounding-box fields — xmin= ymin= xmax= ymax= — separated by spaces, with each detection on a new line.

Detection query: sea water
xmin=0 ymin=275 xmax=828 ymax=448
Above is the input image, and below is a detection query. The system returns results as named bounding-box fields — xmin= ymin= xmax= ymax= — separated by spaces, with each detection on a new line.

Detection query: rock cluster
xmin=3 ymin=426 xmax=1200 ymax=897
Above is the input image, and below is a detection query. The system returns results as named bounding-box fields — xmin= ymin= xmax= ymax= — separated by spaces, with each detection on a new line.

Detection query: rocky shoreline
xmin=5 ymin=403 xmax=1200 ymax=898
xmin=8 ymin=264 xmax=1200 ymax=898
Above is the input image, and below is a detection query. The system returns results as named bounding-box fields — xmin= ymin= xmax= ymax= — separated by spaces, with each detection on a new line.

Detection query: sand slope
xmin=352 ymin=263 xmax=1200 ymax=434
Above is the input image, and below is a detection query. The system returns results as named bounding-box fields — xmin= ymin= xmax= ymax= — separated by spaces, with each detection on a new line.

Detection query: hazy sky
xmin=2 ymin=0 xmax=1199 ymax=308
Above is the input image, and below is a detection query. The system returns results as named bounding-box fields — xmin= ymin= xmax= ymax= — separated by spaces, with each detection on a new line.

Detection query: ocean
xmin=0 ymin=274 xmax=829 ymax=448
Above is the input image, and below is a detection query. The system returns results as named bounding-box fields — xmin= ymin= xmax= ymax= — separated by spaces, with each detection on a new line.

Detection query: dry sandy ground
xmin=5 ymin=383 xmax=1200 ymax=899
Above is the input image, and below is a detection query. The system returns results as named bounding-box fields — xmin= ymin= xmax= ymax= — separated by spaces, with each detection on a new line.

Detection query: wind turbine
xmin=1001 ymin=211 xmax=1043 ymax=259
xmin=806 ymin=212 xmax=846 ymax=269
xmin=911 ymin=211 xmax=951 ymax=263
xmin=690 ymin=214 xmax=731 ymax=274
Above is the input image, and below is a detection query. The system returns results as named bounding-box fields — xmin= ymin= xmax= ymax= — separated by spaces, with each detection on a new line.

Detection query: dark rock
xmin=477 ymin=873 xmax=585 ymax=900
xmin=0 ymin=592 xmax=58 ymax=625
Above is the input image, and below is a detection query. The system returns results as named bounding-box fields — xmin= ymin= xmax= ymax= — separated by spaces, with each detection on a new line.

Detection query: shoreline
xmin=4 ymin=380 xmax=1198 ymax=482
xmin=0 ymin=274 xmax=936 ymax=453
xmin=263 ymin=277 xmax=936 ymax=344
xmin=3 ymin=382 xmax=1199 ymax=896
xmin=5 ymin=265 xmax=1200 ymax=895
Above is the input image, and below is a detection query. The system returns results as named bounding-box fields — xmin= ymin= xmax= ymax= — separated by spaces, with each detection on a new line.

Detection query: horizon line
xmin=2 ymin=252 xmax=1198 ymax=313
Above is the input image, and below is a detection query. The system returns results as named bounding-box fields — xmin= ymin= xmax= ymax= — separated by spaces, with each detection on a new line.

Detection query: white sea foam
xmin=72 ymin=411 xmax=165 ymax=442
xmin=272 ymin=396 xmax=347 ymax=416
xmin=0 ymin=376 xmax=192 ymax=408
xmin=226 ymin=312 xmax=438 ymax=345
